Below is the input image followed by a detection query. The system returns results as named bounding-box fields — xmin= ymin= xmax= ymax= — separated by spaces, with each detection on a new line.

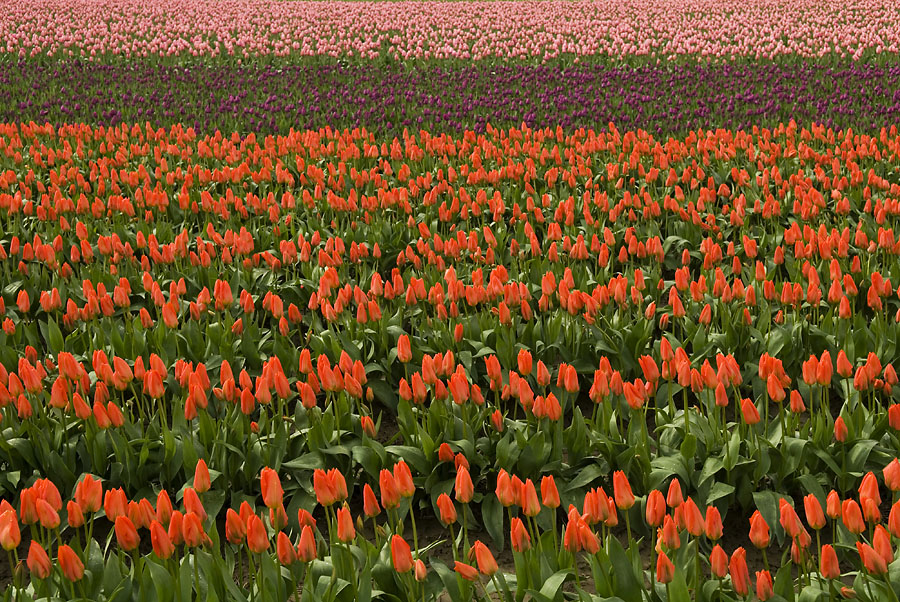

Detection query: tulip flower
xmin=820 ymin=544 xmax=840 ymax=579
xmin=194 ymin=459 xmax=211 ymax=493
xmin=297 ymin=525 xmax=317 ymax=562
xmin=541 ymin=476 xmax=560 ymax=509
xmin=260 ymin=468 xmax=283 ymax=509
xmin=246 ymin=514 xmax=269 ymax=554
xmin=150 ymin=520 xmax=174 ymax=560
xmin=756 ymin=570 xmax=774 ymax=601
xmin=391 ymin=535 xmax=413 ymax=573
xmin=729 ymin=547 xmax=750 ymax=596
xmin=469 ymin=541 xmax=498 ymax=576
xmin=58 ymin=545 xmax=84 ymax=582
xmin=115 ymin=516 xmax=140 ymax=552
xmin=455 ymin=466 xmax=474 ymax=504
xmin=656 ymin=550 xmax=674 ymax=584
xmin=26 ymin=541 xmax=51 ymax=579
xmin=336 ymin=506 xmax=355 ymax=542
xmin=710 ymin=544 xmax=728 ymax=578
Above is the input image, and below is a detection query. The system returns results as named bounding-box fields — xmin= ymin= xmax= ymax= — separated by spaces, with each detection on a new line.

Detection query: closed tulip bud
xmin=541 ymin=476 xmax=560 ymax=509
xmin=656 ymin=550 xmax=675 ymax=584
xmin=67 ymin=501 xmax=84 ymax=529
xmin=705 ymin=505 xmax=723 ymax=540
xmin=874 ymin=525 xmax=893 ymax=566
xmin=510 ymin=517 xmax=531 ymax=552
xmin=804 ymin=494 xmax=826 ymax=530
xmin=890 ymin=501 xmax=900 ymax=538
xmin=35 ymin=499 xmax=60 ymax=530
xmin=363 ymin=484 xmax=381 ymax=518
xmin=0 ymin=510 xmax=21 ymax=551
xmin=470 ymin=540 xmax=498 ymax=576
xmin=834 ymin=416 xmax=848 ymax=442
xmin=661 ymin=515 xmax=680 ymax=550
xmin=682 ymin=497 xmax=704 ymax=537
xmin=260 ymin=468 xmax=283 ymax=509
xmin=666 ymin=480 xmax=683 ymax=508
xmin=150 ymin=520 xmax=174 ymax=560
xmin=156 ymin=490 xmax=173 ymax=526
xmin=821 ymin=544 xmax=840 ymax=579
xmin=193 ymin=459 xmax=211 ymax=494
xmin=182 ymin=512 xmax=206 ymax=548
xmin=858 ymin=541 xmax=888 ymax=575
xmin=58 ymin=545 xmax=84 ymax=582
xmin=391 ymin=535 xmax=413 ymax=573
xmin=379 ymin=469 xmax=401 ymax=510
xmin=246 ymin=514 xmax=269 ymax=554
xmin=826 ymin=490 xmax=841 ymax=519
xmin=741 ymin=397 xmax=760 ymax=425
xmin=491 ymin=409 xmax=504 ymax=432
xmin=520 ymin=479 xmax=541 ymax=517
xmin=277 ymin=531 xmax=296 ymax=566
xmin=749 ymin=511 xmax=769 ymax=548
xmin=225 ymin=509 xmax=246 ymax=545
xmin=437 ymin=493 xmax=457 ymax=526
xmin=415 ymin=559 xmax=427 ymax=582
xmin=297 ymin=525 xmax=316 ymax=562
xmin=183 ymin=488 xmax=206 ymax=522
xmin=454 ymin=561 xmax=479 ymax=581
xmin=455 ymin=466 xmax=474 ymax=503
xmin=517 ymin=349 xmax=533 ymax=376
xmin=710 ymin=544 xmax=728 ymax=578
xmin=397 ymin=335 xmax=412 ymax=363
xmin=393 ymin=461 xmax=415 ymax=498
xmin=361 ymin=415 xmax=376 ymax=438
xmin=27 ymin=541 xmax=51 ymax=579
xmin=756 ymin=570 xmax=774 ymax=601
xmin=75 ymin=475 xmax=103 ymax=514
xmin=884 ymin=459 xmax=900 ymax=492
xmin=645 ymin=490 xmax=665 ymax=527
xmin=336 ymin=506 xmax=355 ymax=542
xmin=729 ymin=547 xmax=750 ymax=596
xmin=842 ymin=500 xmax=865 ymax=534
xmin=613 ymin=471 xmax=635 ymax=510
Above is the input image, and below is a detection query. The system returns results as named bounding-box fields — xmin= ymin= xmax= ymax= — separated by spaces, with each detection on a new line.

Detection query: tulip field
xmin=3 ymin=2 xmax=900 ymax=602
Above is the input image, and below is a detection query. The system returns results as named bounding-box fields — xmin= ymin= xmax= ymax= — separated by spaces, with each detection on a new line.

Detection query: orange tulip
xmin=115 ymin=516 xmax=140 ymax=552
xmin=541 ymin=476 xmax=560 ymax=509
xmin=710 ymin=544 xmax=728 ymax=578
xmin=858 ymin=541 xmax=887 ymax=575
xmin=75 ymin=475 xmax=103 ymax=514
xmin=454 ymin=561 xmax=479 ymax=581
xmin=67 ymin=501 xmax=84 ymax=529
xmin=0 ymin=510 xmax=20 ymax=552
xmin=455 ymin=466 xmax=474 ymax=503
xmin=194 ymin=459 xmax=211 ymax=494
xmin=613 ymin=471 xmax=634 ymax=510
xmin=834 ymin=417 xmax=848 ymax=442
xmin=729 ymin=547 xmax=750 ymax=596
xmin=749 ymin=510 xmax=770 ymax=548
xmin=277 ymin=531 xmax=296 ymax=566
xmin=58 ymin=544 xmax=84 ymax=582
xmin=741 ymin=398 xmax=760 ymax=425
xmin=297 ymin=525 xmax=317 ymax=562
xmin=820 ymin=544 xmax=840 ymax=579
xmin=756 ymin=570 xmax=774 ymax=601
xmin=336 ymin=506 xmax=355 ymax=543
xmin=437 ymin=493 xmax=457 ymax=526
xmin=225 ymin=508 xmax=246 ymax=545
xmin=666 ymin=480 xmax=683 ymax=508
xmin=182 ymin=512 xmax=206 ymax=548
xmin=246 ymin=514 xmax=269 ymax=554
xmin=520 ymin=479 xmax=541 ymax=517
xmin=510 ymin=517 xmax=531 ymax=552
xmin=393 ymin=461 xmax=415 ymax=498
xmin=842 ymin=500 xmax=865 ymax=534
xmin=150 ymin=520 xmax=174 ymax=560
xmin=260 ymin=468 xmax=283 ymax=509
xmin=27 ymin=541 xmax=51 ymax=579
xmin=397 ymin=335 xmax=412 ymax=363
xmin=363 ymin=484 xmax=381 ymax=518
xmin=379 ymin=469 xmax=401 ymax=510
xmin=391 ymin=535 xmax=413 ymax=573
xmin=656 ymin=550 xmax=674 ymax=584
xmin=705 ymin=506 xmax=723 ymax=540
xmin=469 ymin=541 xmax=498 ymax=576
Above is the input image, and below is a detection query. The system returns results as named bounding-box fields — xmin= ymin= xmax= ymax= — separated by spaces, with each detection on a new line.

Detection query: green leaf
xmin=606 ymin=535 xmax=641 ymax=602
xmin=481 ymin=494 xmax=504 ymax=550
xmin=538 ymin=569 xmax=572 ymax=602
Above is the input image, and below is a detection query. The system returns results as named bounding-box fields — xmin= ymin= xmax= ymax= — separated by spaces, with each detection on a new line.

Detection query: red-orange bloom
xmin=656 ymin=550 xmax=674 ymax=584
xmin=469 ymin=541 xmax=498 ymax=576
xmin=749 ymin=510 xmax=769 ymax=548
xmin=729 ymin=547 xmax=750 ymax=596
xmin=260 ymin=468 xmax=283 ymax=509
xmin=455 ymin=466 xmax=474 ymax=503
xmin=820 ymin=544 xmax=840 ymax=579
xmin=391 ymin=535 xmax=413 ymax=573
xmin=613 ymin=471 xmax=634 ymax=510
xmin=58 ymin=545 xmax=84 ymax=581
